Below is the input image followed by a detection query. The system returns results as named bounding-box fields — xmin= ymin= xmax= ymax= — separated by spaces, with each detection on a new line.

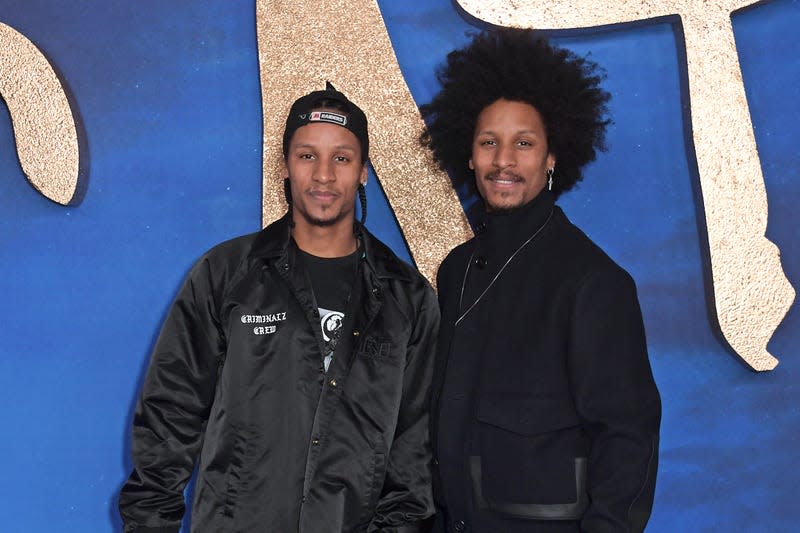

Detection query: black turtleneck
xmin=433 ymin=183 xmax=661 ymax=532
xmin=435 ymin=191 xmax=558 ymax=529
xmin=459 ymin=191 xmax=556 ymax=316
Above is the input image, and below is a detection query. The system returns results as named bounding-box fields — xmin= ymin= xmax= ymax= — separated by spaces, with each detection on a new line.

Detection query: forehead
xmin=474 ymin=99 xmax=547 ymax=133
xmin=289 ymin=120 xmax=361 ymax=152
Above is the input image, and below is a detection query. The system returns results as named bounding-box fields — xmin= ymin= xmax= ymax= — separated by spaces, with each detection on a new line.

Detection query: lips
xmin=485 ymin=170 xmax=523 ymax=186
xmin=308 ymin=189 xmax=340 ymax=202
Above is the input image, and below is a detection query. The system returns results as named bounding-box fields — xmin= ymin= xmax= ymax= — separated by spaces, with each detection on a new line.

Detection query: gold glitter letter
xmin=256 ymin=0 xmax=472 ymax=285
xmin=456 ymin=0 xmax=795 ymax=371
xmin=0 ymin=22 xmax=80 ymax=205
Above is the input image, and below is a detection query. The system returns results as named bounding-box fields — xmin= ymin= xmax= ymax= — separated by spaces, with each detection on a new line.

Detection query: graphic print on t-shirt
xmin=319 ymin=306 xmax=345 ymax=371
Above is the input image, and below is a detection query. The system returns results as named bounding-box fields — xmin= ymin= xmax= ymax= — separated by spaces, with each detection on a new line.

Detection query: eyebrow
xmin=475 ymin=129 xmax=543 ymax=136
xmin=292 ymin=143 xmax=358 ymax=152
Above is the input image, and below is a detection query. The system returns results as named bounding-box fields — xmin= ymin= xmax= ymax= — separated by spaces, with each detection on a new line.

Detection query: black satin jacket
xmin=119 ymin=215 xmax=438 ymax=532
xmin=432 ymin=192 xmax=661 ymax=533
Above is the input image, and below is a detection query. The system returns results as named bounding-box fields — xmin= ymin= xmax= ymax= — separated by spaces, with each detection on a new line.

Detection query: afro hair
xmin=420 ymin=28 xmax=611 ymax=200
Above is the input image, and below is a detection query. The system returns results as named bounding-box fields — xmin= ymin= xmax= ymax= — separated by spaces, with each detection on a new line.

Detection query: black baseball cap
xmin=282 ymin=82 xmax=369 ymax=162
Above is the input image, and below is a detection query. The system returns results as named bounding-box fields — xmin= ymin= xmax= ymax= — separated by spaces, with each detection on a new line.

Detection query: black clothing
xmin=298 ymin=247 xmax=360 ymax=367
xmin=433 ymin=192 xmax=661 ymax=533
xmin=297 ymin=246 xmax=360 ymax=310
xmin=119 ymin=214 xmax=438 ymax=533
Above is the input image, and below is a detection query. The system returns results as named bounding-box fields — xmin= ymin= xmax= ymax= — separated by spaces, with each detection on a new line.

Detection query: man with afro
xmin=421 ymin=29 xmax=661 ymax=533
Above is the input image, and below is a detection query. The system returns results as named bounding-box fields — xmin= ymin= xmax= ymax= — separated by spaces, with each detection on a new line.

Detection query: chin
xmin=299 ymin=209 xmax=348 ymax=228
xmin=487 ymin=205 xmax=523 ymax=215
xmin=485 ymin=197 xmax=524 ymax=213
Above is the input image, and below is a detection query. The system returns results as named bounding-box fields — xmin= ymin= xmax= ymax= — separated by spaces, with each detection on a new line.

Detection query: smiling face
xmin=470 ymin=99 xmax=556 ymax=212
xmin=283 ymin=117 xmax=367 ymax=231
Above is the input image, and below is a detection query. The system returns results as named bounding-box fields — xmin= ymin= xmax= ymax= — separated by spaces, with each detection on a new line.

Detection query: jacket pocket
xmin=472 ymin=394 xmax=588 ymax=520
xmin=198 ymin=424 xmax=256 ymax=528
xmin=358 ymin=450 xmax=387 ymax=528
xmin=475 ymin=393 xmax=580 ymax=435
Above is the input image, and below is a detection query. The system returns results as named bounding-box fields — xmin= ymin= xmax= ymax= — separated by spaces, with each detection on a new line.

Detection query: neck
xmin=291 ymin=216 xmax=358 ymax=258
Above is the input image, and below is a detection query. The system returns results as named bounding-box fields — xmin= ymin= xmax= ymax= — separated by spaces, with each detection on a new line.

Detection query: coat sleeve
xmin=368 ymin=282 xmax=439 ymax=533
xmin=118 ymin=256 xmax=226 ymax=533
xmin=568 ymin=266 xmax=661 ymax=533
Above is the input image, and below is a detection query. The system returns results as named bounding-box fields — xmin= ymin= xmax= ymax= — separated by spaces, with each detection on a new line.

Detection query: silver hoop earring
xmin=546 ymin=168 xmax=554 ymax=191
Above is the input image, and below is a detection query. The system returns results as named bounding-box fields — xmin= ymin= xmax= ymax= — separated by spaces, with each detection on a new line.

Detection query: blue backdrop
xmin=0 ymin=1 xmax=798 ymax=531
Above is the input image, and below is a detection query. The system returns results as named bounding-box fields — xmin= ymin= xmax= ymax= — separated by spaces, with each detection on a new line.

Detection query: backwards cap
xmin=282 ymin=82 xmax=369 ymax=162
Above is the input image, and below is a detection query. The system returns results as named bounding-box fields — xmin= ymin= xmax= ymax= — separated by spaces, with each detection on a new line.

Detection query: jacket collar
xmin=247 ymin=212 xmax=412 ymax=282
xmin=473 ymin=190 xmax=556 ymax=248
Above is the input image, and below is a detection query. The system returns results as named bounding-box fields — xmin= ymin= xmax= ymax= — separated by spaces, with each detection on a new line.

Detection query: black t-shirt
xmin=296 ymin=247 xmax=360 ymax=371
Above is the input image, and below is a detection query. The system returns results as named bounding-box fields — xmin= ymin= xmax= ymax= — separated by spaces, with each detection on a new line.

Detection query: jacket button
xmin=453 ymin=519 xmax=466 ymax=532
xmin=353 ymin=330 xmax=360 ymax=337
xmin=311 ymin=438 xmax=320 ymax=445
xmin=281 ymin=263 xmax=289 ymax=271
xmin=372 ymin=286 xmax=381 ymax=298
xmin=473 ymin=256 xmax=487 ymax=269
xmin=329 ymin=379 xmax=337 ymax=388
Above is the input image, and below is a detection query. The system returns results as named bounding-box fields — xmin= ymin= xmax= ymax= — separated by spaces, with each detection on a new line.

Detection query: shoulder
xmin=194 ymin=230 xmax=262 ymax=272
xmin=360 ymin=228 xmax=413 ymax=279
xmin=362 ymin=229 xmax=433 ymax=289
xmin=181 ymin=230 xmax=268 ymax=300
xmin=550 ymin=207 xmax=634 ymax=286
xmin=361 ymin=229 xmax=438 ymax=312
xmin=535 ymin=208 xmax=641 ymax=309
xmin=197 ymin=214 xmax=291 ymax=273
xmin=202 ymin=230 xmax=262 ymax=259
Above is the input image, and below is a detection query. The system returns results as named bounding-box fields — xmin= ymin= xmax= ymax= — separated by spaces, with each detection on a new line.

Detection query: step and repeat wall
xmin=1 ymin=1 xmax=798 ymax=531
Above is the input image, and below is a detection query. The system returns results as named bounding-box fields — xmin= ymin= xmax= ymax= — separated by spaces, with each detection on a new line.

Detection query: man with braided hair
xmin=119 ymin=84 xmax=438 ymax=532
xmin=421 ymin=29 xmax=661 ymax=532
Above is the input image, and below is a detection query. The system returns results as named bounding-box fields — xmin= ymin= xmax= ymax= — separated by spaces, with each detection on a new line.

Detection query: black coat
xmin=432 ymin=192 xmax=661 ymax=533
xmin=119 ymin=214 xmax=438 ymax=532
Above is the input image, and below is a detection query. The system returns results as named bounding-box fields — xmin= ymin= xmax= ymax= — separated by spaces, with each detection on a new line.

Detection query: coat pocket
xmin=358 ymin=450 xmax=387 ymax=528
xmin=472 ymin=394 xmax=588 ymax=520
xmin=475 ymin=393 xmax=580 ymax=436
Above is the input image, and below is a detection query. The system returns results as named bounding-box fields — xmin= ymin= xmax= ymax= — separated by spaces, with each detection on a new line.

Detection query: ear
xmin=359 ymin=163 xmax=368 ymax=186
xmin=468 ymin=159 xmax=474 ymax=170
xmin=280 ymin=160 xmax=289 ymax=180
xmin=547 ymin=153 xmax=556 ymax=170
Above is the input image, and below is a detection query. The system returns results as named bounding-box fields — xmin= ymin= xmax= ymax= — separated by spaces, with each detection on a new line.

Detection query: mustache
xmin=307 ymin=188 xmax=341 ymax=196
xmin=486 ymin=170 xmax=524 ymax=182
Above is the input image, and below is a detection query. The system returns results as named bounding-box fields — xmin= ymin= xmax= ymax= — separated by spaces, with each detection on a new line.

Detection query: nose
xmin=493 ymin=142 xmax=515 ymax=169
xmin=313 ymin=158 xmax=334 ymax=183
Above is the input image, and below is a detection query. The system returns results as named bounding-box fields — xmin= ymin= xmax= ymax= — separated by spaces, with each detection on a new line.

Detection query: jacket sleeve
xmin=368 ymin=283 xmax=439 ymax=533
xmin=119 ymin=256 xmax=226 ymax=533
xmin=568 ymin=266 xmax=661 ymax=533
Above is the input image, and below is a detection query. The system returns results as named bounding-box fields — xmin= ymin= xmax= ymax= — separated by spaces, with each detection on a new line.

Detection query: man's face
xmin=283 ymin=118 xmax=367 ymax=229
xmin=470 ymin=99 xmax=556 ymax=212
